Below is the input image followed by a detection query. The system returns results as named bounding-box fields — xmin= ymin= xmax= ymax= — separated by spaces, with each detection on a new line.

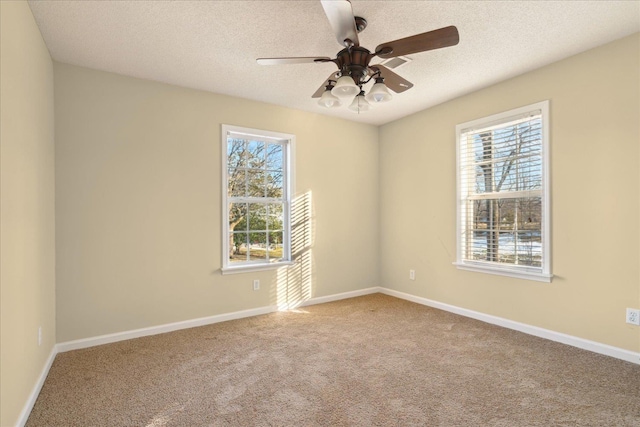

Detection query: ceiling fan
xmin=257 ymin=0 xmax=459 ymax=113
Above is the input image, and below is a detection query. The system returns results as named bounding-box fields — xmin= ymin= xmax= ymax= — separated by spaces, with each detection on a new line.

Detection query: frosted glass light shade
xmin=365 ymin=81 xmax=392 ymax=103
xmin=331 ymin=75 xmax=360 ymax=98
xmin=318 ymin=89 xmax=342 ymax=108
xmin=348 ymin=92 xmax=371 ymax=113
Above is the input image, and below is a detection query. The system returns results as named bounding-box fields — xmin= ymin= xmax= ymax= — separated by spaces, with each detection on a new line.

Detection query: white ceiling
xmin=28 ymin=1 xmax=640 ymax=126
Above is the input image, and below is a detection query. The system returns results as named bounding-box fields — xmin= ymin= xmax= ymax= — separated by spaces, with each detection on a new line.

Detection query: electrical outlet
xmin=38 ymin=326 xmax=42 ymax=346
xmin=253 ymin=279 xmax=260 ymax=291
xmin=626 ymin=308 xmax=640 ymax=325
xmin=409 ymin=269 xmax=415 ymax=281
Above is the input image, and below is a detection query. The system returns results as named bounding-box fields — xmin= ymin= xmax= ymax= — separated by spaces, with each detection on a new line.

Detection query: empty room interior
xmin=2 ymin=0 xmax=640 ymax=425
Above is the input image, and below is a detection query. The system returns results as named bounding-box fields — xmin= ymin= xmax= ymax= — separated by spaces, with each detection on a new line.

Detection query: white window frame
xmin=221 ymin=124 xmax=295 ymax=274
xmin=455 ymin=101 xmax=552 ymax=282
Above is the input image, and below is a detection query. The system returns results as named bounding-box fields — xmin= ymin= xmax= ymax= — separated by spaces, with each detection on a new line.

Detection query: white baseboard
xmin=56 ymin=304 xmax=278 ymax=353
xmin=299 ymin=287 xmax=380 ymax=308
xmin=56 ymin=287 xmax=380 ymax=353
xmin=16 ymin=346 xmax=57 ymax=427
xmin=378 ymin=287 xmax=640 ymax=365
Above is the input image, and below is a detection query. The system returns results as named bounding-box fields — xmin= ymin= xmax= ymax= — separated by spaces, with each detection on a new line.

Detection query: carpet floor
xmin=27 ymin=293 xmax=640 ymax=426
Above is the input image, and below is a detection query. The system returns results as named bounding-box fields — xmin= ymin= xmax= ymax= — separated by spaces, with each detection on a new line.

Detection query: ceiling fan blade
xmin=375 ymin=26 xmax=459 ymax=59
xmin=257 ymin=57 xmax=332 ymax=65
xmin=312 ymin=72 xmax=341 ymax=98
xmin=369 ymin=64 xmax=413 ymax=93
xmin=321 ymin=0 xmax=359 ymax=47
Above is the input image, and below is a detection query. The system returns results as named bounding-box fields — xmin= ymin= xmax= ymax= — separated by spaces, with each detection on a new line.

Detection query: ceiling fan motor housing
xmin=335 ymin=46 xmax=373 ymax=84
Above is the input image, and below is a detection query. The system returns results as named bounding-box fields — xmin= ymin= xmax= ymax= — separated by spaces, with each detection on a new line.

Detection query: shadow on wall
xmin=273 ymin=191 xmax=315 ymax=310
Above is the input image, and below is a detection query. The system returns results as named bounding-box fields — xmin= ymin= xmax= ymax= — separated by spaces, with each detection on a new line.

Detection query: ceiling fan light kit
xmin=318 ymin=81 xmax=342 ymax=108
xmin=331 ymin=75 xmax=360 ymax=98
xmin=348 ymin=90 xmax=371 ymax=113
xmin=257 ymin=0 xmax=459 ymax=114
xmin=365 ymin=77 xmax=393 ymax=104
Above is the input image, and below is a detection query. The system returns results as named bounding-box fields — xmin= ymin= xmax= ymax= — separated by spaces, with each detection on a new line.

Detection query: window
xmin=221 ymin=125 xmax=294 ymax=273
xmin=455 ymin=101 xmax=551 ymax=282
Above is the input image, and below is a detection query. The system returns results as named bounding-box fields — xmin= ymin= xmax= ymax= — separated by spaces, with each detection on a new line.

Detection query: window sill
xmin=453 ymin=262 xmax=552 ymax=283
xmin=221 ymin=261 xmax=295 ymax=275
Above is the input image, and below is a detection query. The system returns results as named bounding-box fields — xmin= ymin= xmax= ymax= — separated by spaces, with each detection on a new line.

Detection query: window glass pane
xmin=470 ymin=123 xmax=544 ymax=195
xmin=229 ymin=203 xmax=247 ymax=232
xmin=472 ymin=200 xmax=491 ymax=231
xmin=227 ymin=138 xmax=246 ymax=170
xmin=517 ymin=198 xmax=541 ymax=228
xmin=497 ymin=231 xmax=516 ymax=264
xmin=496 ymin=199 xmax=516 ymax=229
xmin=267 ymin=203 xmax=284 ymax=231
xmin=519 ymin=160 xmax=543 ymax=191
xmin=266 ymin=171 xmax=283 ymax=198
xmin=230 ymin=232 xmax=249 ymax=263
xmin=470 ymin=231 xmax=489 ymax=261
xmin=228 ymin=169 xmax=246 ymax=197
xmin=515 ymin=231 xmax=542 ymax=267
xmin=248 ymin=203 xmax=267 ymax=231
xmin=472 ymin=132 xmax=493 ymax=163
xmin=247 ymin=140 xmax=265 ymax=168
xmin=266 ymin=143 xmax=283 ymax=170
xmin=247 ymin=232 xmax=267 ymax=261
xmin=246 ymin=170 xmax=265 ymax=197
xmin=467 ymin=197 xmax=542 ymax=266
xmin=268 ymin=230 xmax=284 ymax=262
xmin=474 ymin=165 xmax=490 ymax=193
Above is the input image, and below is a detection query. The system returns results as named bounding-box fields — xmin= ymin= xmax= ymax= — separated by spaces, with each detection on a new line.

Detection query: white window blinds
xmin=456 ymin=101 xmax=551 ymax=282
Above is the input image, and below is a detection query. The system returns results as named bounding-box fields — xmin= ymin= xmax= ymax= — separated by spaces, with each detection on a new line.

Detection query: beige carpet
xmin=27 ymin=294 xmax=640 ymax=426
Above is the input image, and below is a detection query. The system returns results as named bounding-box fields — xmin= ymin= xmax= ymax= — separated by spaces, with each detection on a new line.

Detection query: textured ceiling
xmin=28 ymin=1 xmax=640 ymax=126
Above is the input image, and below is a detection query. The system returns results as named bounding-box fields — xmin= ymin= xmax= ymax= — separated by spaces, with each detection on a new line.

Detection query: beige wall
xmin=0 ymin=2 xmax=56 ymax=426
xmin=380 ymin=33 xmax=640 ymax=353
xmin=54 ymin=63 xmax=379 ymax=342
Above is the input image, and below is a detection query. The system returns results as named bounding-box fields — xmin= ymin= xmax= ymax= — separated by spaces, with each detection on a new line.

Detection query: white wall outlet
xmin=253 ymin=279 xmax=260 ymax=291
xmin=409 ymin=269 xmax=416 ymax=281
xmin=626 ymin=308 xmax=640 ymax=325
xmin=38 ymin=326 xmax=42 ymax=346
